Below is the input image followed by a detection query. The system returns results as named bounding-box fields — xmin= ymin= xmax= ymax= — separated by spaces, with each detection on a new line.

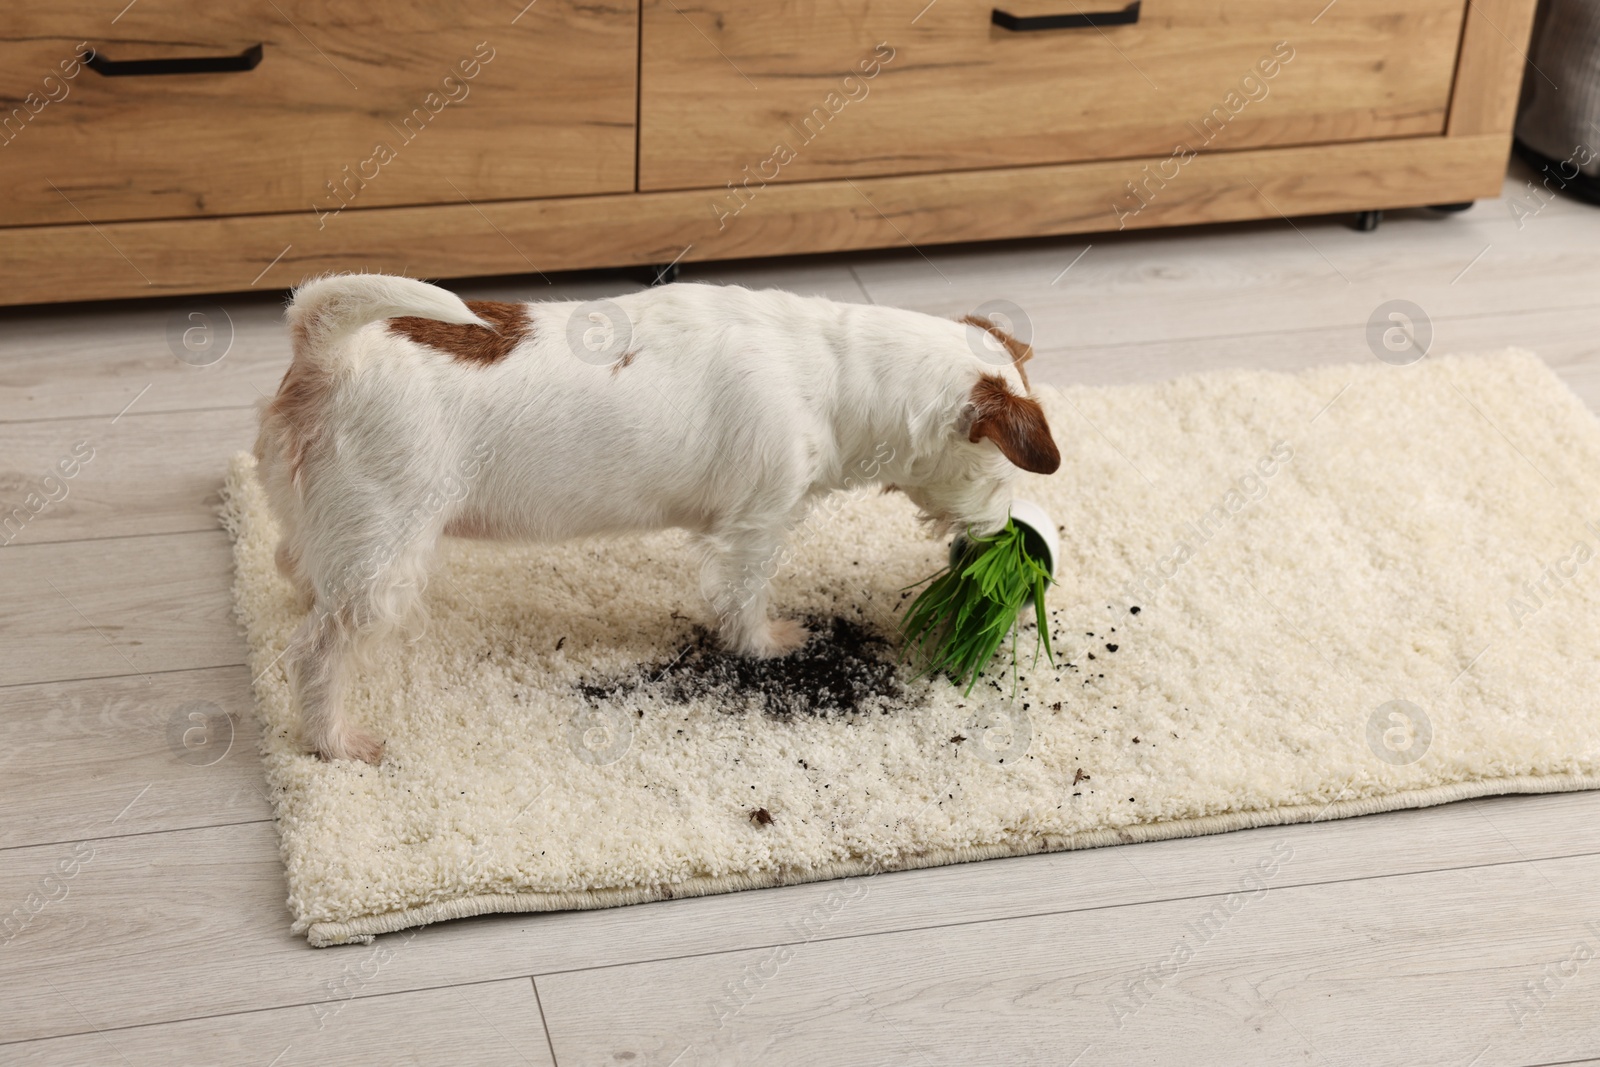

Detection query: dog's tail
xmin=285 ymin=273 xmax=487 ymax=369
xmin=258 ymin=275 xmax=485 ymax=495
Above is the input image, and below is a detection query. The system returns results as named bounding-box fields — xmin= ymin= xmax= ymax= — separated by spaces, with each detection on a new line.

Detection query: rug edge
xmin=303 ymin=770 xmax=1600 ymax=946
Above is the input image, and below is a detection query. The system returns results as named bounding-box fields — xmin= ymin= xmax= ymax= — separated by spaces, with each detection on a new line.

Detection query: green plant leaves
xmin=898 ymin=519 xmax=1055 ymax=694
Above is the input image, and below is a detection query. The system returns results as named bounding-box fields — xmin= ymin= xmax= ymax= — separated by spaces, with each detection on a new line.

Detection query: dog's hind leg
xmin=286 ymin=520 xmax=437 ymax=763
xmin=275 ymin=538 xmax=314 ymax=604
xmin=285 ymin=604 xmax=383 ymax=763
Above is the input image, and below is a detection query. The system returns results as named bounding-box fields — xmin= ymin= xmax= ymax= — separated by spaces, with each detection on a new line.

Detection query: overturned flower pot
xmin=901 ymin=498 xmax=1059 ymax=693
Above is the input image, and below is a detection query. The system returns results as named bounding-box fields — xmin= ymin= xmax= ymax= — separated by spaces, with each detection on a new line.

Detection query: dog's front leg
xmin=701 ymin=524 xmax=809 ymax=658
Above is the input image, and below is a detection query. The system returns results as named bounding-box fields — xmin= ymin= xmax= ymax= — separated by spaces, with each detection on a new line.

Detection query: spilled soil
xmin=576 ymin=615 xmax=904 ymax=718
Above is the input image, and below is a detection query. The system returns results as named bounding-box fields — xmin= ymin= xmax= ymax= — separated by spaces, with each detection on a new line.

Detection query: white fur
xmin=257 ymin=275 xmax=1052 ymax=762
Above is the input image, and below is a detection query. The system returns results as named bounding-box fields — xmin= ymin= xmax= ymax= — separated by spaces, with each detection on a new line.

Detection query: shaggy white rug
xmin=224 ymin=350 xmax=1600 ymax=947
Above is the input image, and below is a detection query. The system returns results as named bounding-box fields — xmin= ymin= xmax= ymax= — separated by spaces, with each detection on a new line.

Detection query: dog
xmin=255 ymin=274 xmax=1060 ymax=762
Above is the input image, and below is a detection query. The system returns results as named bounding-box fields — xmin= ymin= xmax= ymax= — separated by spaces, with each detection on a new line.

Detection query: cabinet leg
xmin=1352 ymin=209 xmax=1384 ymax=232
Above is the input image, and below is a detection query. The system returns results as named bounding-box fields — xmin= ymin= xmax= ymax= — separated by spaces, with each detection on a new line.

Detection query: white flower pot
xmin=948 ymin=497 xmax=1060 ymax=605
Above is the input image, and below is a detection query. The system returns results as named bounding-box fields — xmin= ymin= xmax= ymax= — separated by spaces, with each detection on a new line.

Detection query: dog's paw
xmin=751 ymin=618 xmax=810 ymax=658
xmin=315 ymin=728 xmax=386 ymax=765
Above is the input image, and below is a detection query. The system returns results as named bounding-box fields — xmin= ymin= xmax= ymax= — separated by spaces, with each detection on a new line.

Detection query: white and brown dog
xmin=256 ymin=274 xmax=1059 ymax=762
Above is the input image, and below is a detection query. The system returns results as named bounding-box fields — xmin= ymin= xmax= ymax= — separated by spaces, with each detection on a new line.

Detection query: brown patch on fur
xmin=961 ymin=314 xmax=1033 ymax=391
xmin=610 ymin=350 xmax=637 ymax=376
xmin=967 ymin=374 xmax=1060 ymax=475
xmin=275 ymin=539 xmax=300 ymax=581
xmin=388 ymin=300 xmax=531 ymax=365
xmin=442 ymin=512 xmax=495 ymax=539
xmin=258 ymin=317 xmax=332 ymax=489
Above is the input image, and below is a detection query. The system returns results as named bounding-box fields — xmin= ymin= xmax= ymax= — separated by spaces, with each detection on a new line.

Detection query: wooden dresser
xmin=0 ymin=0 xmax=1538 ymax=305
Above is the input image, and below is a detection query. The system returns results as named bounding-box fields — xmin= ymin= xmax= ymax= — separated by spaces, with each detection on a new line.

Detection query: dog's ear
xmin=964 ymin=375 xmax=1060 ymax=474
xmin=961 ymin=315 xmax=1034 ymax=391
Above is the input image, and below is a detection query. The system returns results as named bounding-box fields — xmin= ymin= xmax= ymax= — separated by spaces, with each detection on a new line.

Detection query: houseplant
xmin=899 ymin=499 xmax=1059 ymax=693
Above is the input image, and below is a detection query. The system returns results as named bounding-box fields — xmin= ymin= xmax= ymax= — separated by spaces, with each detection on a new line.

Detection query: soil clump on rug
xmin=577 ymin=615 xmax=904 ymax=718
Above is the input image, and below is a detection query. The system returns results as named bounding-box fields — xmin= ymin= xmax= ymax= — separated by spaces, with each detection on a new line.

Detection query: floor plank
xmin=0 ymin=408 xmax=255 ymax=544
xmin=535 ymin=852 xmax=1600 ymax=1067
xmin=0 ymin=667 xmax=268 ymax=851
xmin=2 ymin=787 xmax=1595 ymax=1045
xmin=850 ymin=200 xmax=1599 ymax=355
xmin=0 ymin=532 xmax=242 ymax=687
xmin=2 ymin=979 xmax=552 ymax=1067
xmin=0 ymin=295 xmax=290 ymax=425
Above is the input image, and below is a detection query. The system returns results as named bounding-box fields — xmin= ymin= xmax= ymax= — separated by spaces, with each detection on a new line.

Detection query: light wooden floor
xmin=3 ymin=165 xmax=1599 ymax=1066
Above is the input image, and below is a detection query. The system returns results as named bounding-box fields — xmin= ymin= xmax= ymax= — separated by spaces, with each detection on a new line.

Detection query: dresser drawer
xmin=640 ymin=0 xmax=1467 ymax=192
xmin=0 ymin=1 xmax=637 ymax=226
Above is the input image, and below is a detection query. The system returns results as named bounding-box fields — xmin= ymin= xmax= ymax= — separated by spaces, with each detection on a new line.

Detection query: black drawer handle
xmin=85 ymin=42 xmax=263 ymax=77
xmin=992 ymin=1 xmax=1140 ymax=30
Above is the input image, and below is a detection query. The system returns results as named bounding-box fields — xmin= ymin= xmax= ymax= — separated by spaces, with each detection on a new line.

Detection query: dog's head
xmin=896 ymin=369 xmax=1060 ymax=538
